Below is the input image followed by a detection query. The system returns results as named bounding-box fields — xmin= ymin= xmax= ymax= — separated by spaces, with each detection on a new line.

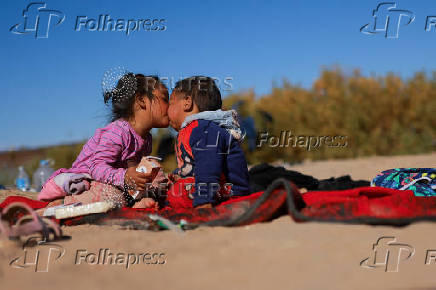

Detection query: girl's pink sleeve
xmin=88 ymin=129 xmax=129 ymax=188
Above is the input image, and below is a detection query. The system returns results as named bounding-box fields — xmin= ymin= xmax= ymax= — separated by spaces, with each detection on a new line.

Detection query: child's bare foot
xmin=132 ymin=197 xmax=158 ymax=209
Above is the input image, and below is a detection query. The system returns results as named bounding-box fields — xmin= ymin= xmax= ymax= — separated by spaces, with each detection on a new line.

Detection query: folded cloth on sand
xmin=371 ymin=168 xmax=436 ymax=196
xmin=249 ymin=163 xmax=370 ymax=192
xmin=249 ymin=163 xmax=318 ymax=192
xmin=38 ymin=173 xmax=92 ymax=201
xmin=316 ymin=175 xmax=370 ymax=191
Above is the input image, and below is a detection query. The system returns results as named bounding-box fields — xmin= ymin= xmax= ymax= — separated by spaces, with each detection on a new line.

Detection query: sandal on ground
xmin=0 ymin=202 xmax=62 ymax=240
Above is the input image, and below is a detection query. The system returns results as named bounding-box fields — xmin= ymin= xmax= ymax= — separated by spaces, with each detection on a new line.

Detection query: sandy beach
xmin=1 ymin=152 xmax=435 ymax=290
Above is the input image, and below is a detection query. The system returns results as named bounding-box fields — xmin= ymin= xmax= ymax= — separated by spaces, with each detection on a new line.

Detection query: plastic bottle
xmin=32 ymin=160 xmax=54 ymax=192
xmin=16 ymin=166 xmax=30 ymax=191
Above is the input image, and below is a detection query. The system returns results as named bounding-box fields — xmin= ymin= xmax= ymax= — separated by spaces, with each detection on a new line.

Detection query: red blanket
xmin=3 ymin=179 xmax=436 ymax=229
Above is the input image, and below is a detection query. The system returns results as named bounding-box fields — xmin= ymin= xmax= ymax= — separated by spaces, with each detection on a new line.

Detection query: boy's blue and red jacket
xmin=175 ymin=117 xmax=251 ymax=207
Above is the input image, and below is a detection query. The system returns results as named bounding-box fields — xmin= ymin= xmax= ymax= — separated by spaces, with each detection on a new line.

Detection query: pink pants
xmin=41 ymin=178 xmax=129 ymax=207
xmin=64 ymin=181 xmax=128 ymax=207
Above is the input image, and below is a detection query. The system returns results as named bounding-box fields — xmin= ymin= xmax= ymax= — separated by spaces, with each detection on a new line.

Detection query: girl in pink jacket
xmin=38 ymin=73 xmax=169 ymax=209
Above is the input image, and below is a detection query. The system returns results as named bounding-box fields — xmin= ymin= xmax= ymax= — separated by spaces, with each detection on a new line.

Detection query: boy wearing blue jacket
xmin=167 ymin=76 xmax=250 ymax=208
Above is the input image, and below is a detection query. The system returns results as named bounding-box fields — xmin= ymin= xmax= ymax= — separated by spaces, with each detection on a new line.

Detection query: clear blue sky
xmin=1 ymin=0 xmax=434 ymax=151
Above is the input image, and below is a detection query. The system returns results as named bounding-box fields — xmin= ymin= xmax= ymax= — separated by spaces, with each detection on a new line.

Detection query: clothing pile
xmin=248 ymin=163 xmax=370 ymax=192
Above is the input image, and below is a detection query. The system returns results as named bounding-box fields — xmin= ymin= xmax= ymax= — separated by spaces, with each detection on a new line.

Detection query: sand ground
xmin=0 ymin=152 xmax=435 ymax=290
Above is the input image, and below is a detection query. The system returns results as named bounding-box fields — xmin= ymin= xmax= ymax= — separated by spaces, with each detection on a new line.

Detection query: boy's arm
xmin=190 ymin=124 xmax=227 ymax=207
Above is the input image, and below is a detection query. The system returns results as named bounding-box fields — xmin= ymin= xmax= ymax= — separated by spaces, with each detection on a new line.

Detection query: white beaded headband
xmin=101 ymin=66 xmax=138 ymax=103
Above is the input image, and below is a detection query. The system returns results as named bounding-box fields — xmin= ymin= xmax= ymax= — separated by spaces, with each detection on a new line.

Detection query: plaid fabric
xmin=6 ymin=180 xmax=436 ymax=230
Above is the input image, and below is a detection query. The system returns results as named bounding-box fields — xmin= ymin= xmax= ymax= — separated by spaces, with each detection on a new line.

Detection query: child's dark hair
xmin=174 ymin=76 xmax=222 ymax=112
xmin=104 ymin=73 xmax=165 ymax=122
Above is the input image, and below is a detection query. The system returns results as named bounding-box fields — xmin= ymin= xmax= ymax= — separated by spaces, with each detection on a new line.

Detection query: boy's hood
xmin=181 ymin=109 xmax=244 ymax=140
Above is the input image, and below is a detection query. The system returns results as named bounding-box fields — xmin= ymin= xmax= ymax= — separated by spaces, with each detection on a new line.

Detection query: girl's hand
xmin=132 ymin=197 xmax=158 ymax=209
xmin=125 ymin=167 xmax=155 ymax=191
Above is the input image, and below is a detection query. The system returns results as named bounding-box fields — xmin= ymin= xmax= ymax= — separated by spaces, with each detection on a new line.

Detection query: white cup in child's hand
xmin=132 ymin=157 xmax=162 ymax=200
xmin=136 ymin=156 xmax=161 ymax=179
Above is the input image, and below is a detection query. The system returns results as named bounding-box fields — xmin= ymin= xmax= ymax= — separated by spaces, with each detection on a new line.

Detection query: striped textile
xmin=46 ymin=119 xmax=152 ymax=188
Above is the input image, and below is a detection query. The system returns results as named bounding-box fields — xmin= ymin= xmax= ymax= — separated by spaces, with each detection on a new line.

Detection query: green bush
xmin=224 ymin=68 xmax=436 ymax=164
